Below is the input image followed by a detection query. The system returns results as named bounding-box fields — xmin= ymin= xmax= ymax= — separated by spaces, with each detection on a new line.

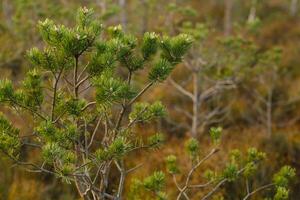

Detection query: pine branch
xmin=242 ymin=183 xmax=274 ymax=200
xmin=9 ymin=99 xmax=47 ymax=120
xmin=128 ymin=81 xmax=155 ymax=106
xmin=88 ymin=116 xmax=102 ymax=149
xmin=201 ymin=166 xmax=248 ymax=200
xmin=176 ymin=148 xmax=219 ymax=200
xmin=51 ymin=69 xmax=63 ymax=121
xmin=169 ymin=78 xmax=194 ymax=100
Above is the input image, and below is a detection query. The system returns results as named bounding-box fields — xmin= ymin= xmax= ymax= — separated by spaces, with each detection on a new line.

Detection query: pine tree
xmin=168 ymin=22 xmax=257 ymax=138
xmin=0 ymin=7 xmax=192 ymax=200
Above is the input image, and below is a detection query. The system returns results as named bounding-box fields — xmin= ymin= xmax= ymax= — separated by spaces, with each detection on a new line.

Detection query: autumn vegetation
xmin=1 ymin=0 xmax=300 ymax=200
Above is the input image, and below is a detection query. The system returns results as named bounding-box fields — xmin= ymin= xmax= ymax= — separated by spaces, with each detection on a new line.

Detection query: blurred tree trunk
xmin=224 ymin=0 xmax=233 ymax=36
xmin=191 ymin=71 xmax=199 ymax=138
xmin=290 ymin=0 xmax=298 ymax=16
xmin=97 ymin=0 xmax=106 ymax=12
xmin=266 ymin=88 xmax=273 ymax=137
xmin=164 ymin=2 xmax=175 ymax=34
xmin=119 ymin=0 xmax=127 ymax=30
xmin=141 ymin=0 xmax=149 ymax=33
xmin=248 ymin=0 xmax=257 ymax=23
xmin=2 ymin=0 xmax=13 ymax=29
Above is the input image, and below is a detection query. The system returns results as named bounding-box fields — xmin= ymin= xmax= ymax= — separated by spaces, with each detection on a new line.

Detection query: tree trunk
xmin=290 ymin=0 xmax=298 ymax=16
xmin=191 ymin=72 xmax=199 ymax=138
xmin=141 ymin=0 xmax=149 ymax=33
xmin=97 ymin=0 xmax=107 ymax=13
xmin=224 ymin=0 xmax=233 ymax=36
xmin=247 ymin=0 xmax=257 ymax=23
xmin=2 ymin=0 xmax=13 ymax=29
xmin=119 ymin=0 xmax=127 ymax=30
xmin=266 ymin=89 xmax=273 ymax=137
xmin=75 ymin=175 xmax=96 ymax=200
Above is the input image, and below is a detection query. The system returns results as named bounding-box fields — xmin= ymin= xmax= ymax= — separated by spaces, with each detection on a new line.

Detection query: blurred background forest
xmin=1 ymin=0 xmax=300 ymax=199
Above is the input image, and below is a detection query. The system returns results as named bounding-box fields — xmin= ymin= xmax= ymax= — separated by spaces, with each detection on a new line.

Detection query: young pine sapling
xmin=0 ymin=7 xmax=192 ymax=200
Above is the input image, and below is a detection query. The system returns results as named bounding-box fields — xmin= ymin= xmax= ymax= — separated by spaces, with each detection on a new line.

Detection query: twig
xmin=88 ymin=116 xmax=102 ymax=149
xmin=51 ymin=69 xmax=63 ymax=121
xmin=82 ymin=101 xmax=97 ymax=112
xmin=242 ymin=183 xmax=274 ymax=200
xmin=201 ymin=166 xmax=247 ymax=200
xmin=128 ymin=81 xmax=154 ymax=106
xmin=177 ymin=148 xmax=219 ymax=200
xmin=169 ymin=78 xmax=194 ymax=100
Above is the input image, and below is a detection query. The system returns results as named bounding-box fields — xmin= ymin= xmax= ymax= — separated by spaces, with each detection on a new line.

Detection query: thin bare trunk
xmin=119 ymin=0 xmax=127 ymax=30
xmin=100 ymin=162 xmax=111 ymax=197
xmin=248 ymin=0 xmax=257 ymax=23
xmin=73 ymin=56 xmax=95 ymax=199
xmin=2 ymin=0 xmax=13 ymax=28
xmin=116 ymin=160 xmax=126 ymax=200
xmin=141 ymin=0 xmax=149 ymax=33
xmin=191 ymin=72 xmax=199 ymax=137
xmin=224 ymin=0 xmax=233 ymax=36
xmin=97 ymin=0 xmax=107 ymax=13
xmin=290 ymin=0 xmax=298 ymax=16
xmin=266 ymin=88 xmax=273 ymax=137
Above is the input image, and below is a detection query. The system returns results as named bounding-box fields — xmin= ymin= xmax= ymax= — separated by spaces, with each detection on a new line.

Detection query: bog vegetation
xmin=0 ymin=1 xmax=300 ymax=200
